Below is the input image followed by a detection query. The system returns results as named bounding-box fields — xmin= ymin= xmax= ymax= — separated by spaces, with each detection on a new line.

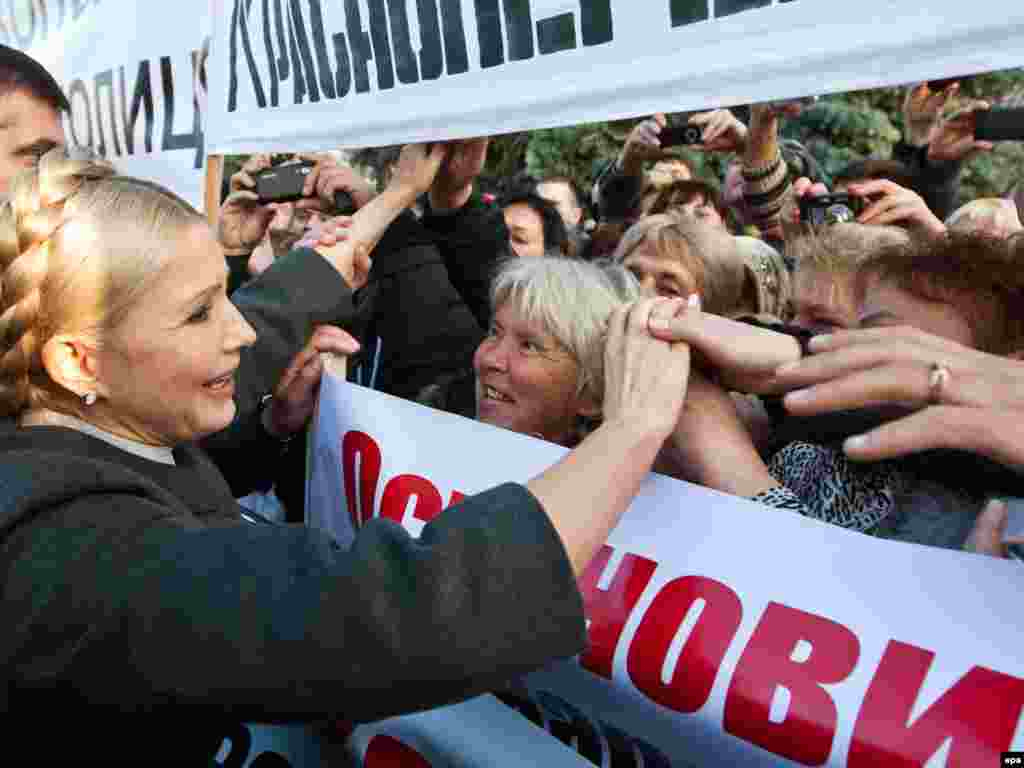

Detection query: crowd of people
xmin=2 ymin=39 xmax=1024 ymax=765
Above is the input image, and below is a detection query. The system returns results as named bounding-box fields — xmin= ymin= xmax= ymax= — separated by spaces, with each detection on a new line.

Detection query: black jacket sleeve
xmin=421 ymin=204 xmax=512 ymax=330
xmin=4 ymin=483 xmax=586 ymax=724
xmin=892 ymin=140 xmax=962 ymax=220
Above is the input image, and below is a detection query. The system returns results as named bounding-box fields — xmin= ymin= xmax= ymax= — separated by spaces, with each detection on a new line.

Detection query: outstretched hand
xmin=264 ymin=325 xmax=361 ymax=438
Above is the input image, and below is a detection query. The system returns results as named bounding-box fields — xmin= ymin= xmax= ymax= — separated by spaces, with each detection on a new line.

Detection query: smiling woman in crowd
xmin=419 ymin=256 xmax=642 ymax=447
xmin=0 ymin=147 xmax=694 ymax=762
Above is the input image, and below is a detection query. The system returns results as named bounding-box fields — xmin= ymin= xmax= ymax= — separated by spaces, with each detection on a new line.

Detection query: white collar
xmin=21 ymin=409 xmax=177 ymax=466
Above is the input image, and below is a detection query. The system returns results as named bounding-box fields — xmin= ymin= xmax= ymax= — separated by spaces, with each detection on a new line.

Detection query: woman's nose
xmin=227 ymin=301 xmax=258 ymax=351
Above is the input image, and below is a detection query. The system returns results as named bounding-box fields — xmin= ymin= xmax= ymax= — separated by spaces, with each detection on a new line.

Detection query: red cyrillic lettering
xmin=848 ymin=640 xmax=1024 ymax=767
xmin=342 ymin=431 xmax=381 ymax=528
xmin=448 ymin=490 xmax=467 ymax=506
xmin=380 ymin=474 xmax=443 ymax=524
xmin=364 ymin=734 xmax=432 ymax=767
xmin=724 ymin=602 xmax=860 ymax=765
xmin=577 ymin=546 xmax=658 ymax=680
xmin=627 ymin=575 xmax=742 ymax=713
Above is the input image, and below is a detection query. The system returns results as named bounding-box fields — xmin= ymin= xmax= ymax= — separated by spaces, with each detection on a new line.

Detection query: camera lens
xmin=824 ymin=203 xmax=855 ymax=225
xmin=685 ymin=126 xmax=701 ymax=143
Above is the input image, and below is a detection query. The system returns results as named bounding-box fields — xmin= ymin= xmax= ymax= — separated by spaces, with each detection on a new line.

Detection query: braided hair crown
xmin=0 ymin=148 xmax=116 ymax=417
xmin=0 ymin=146 xmax=201 ymax=419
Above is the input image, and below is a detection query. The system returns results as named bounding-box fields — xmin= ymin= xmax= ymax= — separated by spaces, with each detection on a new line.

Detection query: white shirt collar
xmin=21 ymin=409 xmax=177 ymax=466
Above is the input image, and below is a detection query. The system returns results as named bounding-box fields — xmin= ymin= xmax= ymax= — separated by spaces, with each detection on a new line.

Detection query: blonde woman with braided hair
xmin=0 ymin=147 xmax=697 ymax=764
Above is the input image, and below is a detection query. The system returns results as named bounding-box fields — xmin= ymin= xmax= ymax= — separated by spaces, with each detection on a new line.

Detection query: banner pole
xmin=205 ymin=153 xmax=224 ymax=225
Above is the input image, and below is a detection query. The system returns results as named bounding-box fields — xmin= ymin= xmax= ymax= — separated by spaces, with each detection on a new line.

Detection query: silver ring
xmin=927 ymin=363 xmax=951 ymax=404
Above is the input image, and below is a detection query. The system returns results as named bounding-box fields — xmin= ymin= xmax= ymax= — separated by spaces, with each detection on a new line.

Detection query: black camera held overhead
xmin=254 ymin=159 xmax=358 ymax=215
xmin=799 ymin=193 xmax=865 ymax=227
xmin=659 ymin=121 xmax=704 ymax=148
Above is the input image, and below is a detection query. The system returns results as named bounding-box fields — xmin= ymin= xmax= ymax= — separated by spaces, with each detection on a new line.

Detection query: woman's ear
xmin=41 ymin=335 xmax=104 ymax=401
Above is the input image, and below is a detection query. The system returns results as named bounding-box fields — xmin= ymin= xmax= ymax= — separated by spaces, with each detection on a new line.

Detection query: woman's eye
xmin=187 ymin=304 xmax=212 ymax=324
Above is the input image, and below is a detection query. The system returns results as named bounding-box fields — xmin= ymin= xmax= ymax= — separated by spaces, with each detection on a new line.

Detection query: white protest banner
xmin=1 ymin=0 xmax=209 ymax=208
xmin=307 ymin=373 xmax=1024 ymax=768
xmin=205 ymin=0 xmax=1024 ymax=154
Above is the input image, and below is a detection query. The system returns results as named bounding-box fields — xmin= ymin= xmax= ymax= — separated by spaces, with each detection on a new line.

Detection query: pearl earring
xmin=82 ymin=392 xmax=97 ymax=406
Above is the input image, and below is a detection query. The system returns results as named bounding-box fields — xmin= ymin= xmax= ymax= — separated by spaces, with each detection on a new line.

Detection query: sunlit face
xmin=536 ymin=181 xmax=582 ymax=230
xmin=94 ymin=222 xmax=258 ymax=445
xmin=504 ymin=203 xmax=547 ymax=258
xmin=474 ymin=303 xmax=597 ymax=446
xmin=649 ymin=159 xmax=691 ymax=186
xmin=858 ymin=277 xmax=976 ymax=347
xmin=622 ymin=238 xmax=697 ymax=299
xmin=0 ymin=89 xmax=65 ymax=196
xmin=791 ymin=266 xmax=860 ymax=334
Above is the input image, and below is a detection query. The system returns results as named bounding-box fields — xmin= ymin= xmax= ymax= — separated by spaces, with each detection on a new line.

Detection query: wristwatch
xmin=258 ymin=393 xmax=298 ymax=448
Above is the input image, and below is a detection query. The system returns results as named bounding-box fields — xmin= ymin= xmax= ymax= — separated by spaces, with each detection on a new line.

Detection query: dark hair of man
xmin=833 ymin=158 xmax=916 ymax=192
xmin=0 ymin=45 xmax=70 ymax=112
xmin=501 ymin=189 xmax=571 ymax=256
xmin=857 ymin=232 xmax=1024 ymax=355
xmin=647 ymin=179 xmax=725 ymax=218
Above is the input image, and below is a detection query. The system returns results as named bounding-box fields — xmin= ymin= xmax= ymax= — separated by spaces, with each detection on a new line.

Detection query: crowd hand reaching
xmin=964 ymin=499 xmax=1024 ymax=559
xmin=780 ymin=176 xmax=830 ymax=230
xmin=219 ymin=153 xmax=276 ymax=252
xmin=603 ymin=298 xmax=692 ymax=441
xmin=298 ymin=155 xmax=375 ymax=213
xmin=689 ymin=109 xmax=748 ymax=154
xmin=430 ymin=137 xmax=489 ymax=212
xmin=296 ymin=215 xmax=353 ymax=250
xmin=903 ymin=82 xmax=958 ymax=147
xmin=927 ymin=101 xmax=995 ymax=163
xmin=645 ymin=294 xmax=801 ymax=392
xmin=390 ymin=142 xmax=448 ymax=202
xmin=620 ymin=114 xmax=667 ymax=172
xmin=848 ymin=178 xmax=946 ymax=237
xmin=772 ymin=327 xmax=1024 ymax=466
xmin=264 ymin=325 xmax=361 ymax=438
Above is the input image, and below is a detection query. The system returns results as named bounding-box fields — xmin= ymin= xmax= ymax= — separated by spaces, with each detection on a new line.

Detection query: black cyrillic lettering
xmin=439 ymin=0 xmax=468 ymax=74
xmin=67 ymin=77 xmax=93 ymax=148
xmin=160 ymin=54 xmax=205 ymax=169
xmin=285 ymin=0 xmax=316 ymax=102
xmin=261 ymin=0 xmax=280 ymax=106
xmin=503 ymin=0 xmax=534 ymax=61
xmin=474 ymin=0 xmax=503 ymax=68
xmin=387 ymin=0 xmax=419 ymax=84
xmin=305 ymin=0 xmax=338 ymax=98
xmin=37 ymin=0 xmax=49 ymax=42
xmin=8 ymin=0 xmax=36 ymax=48
xmin=580 ymin=0 xmax=612 ymax=46
xmin=715 ymin=0 xmax=770 ymax=17
xmin=343 ymin=0 xmax=373 ymax=93
xmin=273 ymin=0 xmax=289 ymax=81
xmin=537 ymin=12 xmax=574 ymax=55
xmin=670 ymin=0 xmax=708 ymax=26
xmin=227 ymin=0 xmax=268 ymax=112
xmin=119 ymin=61 xmax=154 ymax=154
xmin=331 ymin=32 xmax=351 ymax=96
xmin=367 ymin=0 xmax=394 ymax=90
xmin=416 ymin=0 xmax=443 ymax=80
xmin=72 ymin=0 xmax=89 ymax=20
xmin=93 ymin=69 xmax=120 ymax=157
